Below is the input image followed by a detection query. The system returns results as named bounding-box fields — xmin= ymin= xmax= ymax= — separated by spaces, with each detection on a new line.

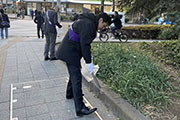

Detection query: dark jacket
xmin=34 ymin=14 xmax=44 ymax=28
xmin=44 ymin=9 xmax=62 ymax=34
xmin=112 ymin=15 xmax=122 ymax=29
xmin=56 ymin=13 xmax=97 ymax=67
xmin=0 ymin=13 xmax=10 ymax=28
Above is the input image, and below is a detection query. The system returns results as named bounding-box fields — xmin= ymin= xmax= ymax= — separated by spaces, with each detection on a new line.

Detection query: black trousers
xmin=37 ymin=26 xmax=44 ymax=38
xmin=66 ymin=63 xmax=84 ymax=112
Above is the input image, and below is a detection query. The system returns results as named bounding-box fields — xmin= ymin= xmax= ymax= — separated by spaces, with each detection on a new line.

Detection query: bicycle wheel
xmin=119 ymin=33 xmax=128 ymax=42
xmin=99 ymin=33 xmax=109 ymax=42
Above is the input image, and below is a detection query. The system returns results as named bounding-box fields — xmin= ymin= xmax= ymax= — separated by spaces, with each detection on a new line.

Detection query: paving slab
xmin=11 ymin=80 xmax=98 ymax=120
xmin=0 ymin=39 xmax=102 ymax=120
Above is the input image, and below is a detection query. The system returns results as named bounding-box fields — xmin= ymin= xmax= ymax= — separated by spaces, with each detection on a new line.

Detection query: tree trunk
xmin=101 ymin=0 xmax=104 ymax=13
xmin=57 ymin=0 xmax=61 ymax=10
xmin=112 ymin=0 xmax=115 ymax=11
xmin=6 ymin=0 xmax=7 ymax=7
xmin=52 ymin=0 xmax=54 ymax=8
xmin=57 ymin=0 xmax=61 ymax=23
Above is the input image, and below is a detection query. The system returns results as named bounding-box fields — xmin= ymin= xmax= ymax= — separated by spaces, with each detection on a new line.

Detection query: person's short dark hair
xmin=37 ymin=11 xmax=41 ymax=15
xmin=97 ymin=13 xmax=111 ymax=25
xmin=72 ymin=13 xmax=79 ymax=21
xmin=0 ymin=9 xmax=4 ymax=14
xmin=115 ymin=11 xmax=118 ymax=15
xmin=119 ymin=15 xmax=122 ymax=19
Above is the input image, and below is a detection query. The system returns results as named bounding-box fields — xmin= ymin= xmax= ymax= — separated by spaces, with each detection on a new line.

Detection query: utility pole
xmin=101 ymin=0 xmax=104 ymax=13
xmin=6 ymin=0 xmax=7 ymax=7
xmin=56 ymin=0 xmax=61 ymax=22
xmin=56 ymin=0 xmax=61 ymax=38
xmin=57 ymin=0 xmax=61 ymax=10
xmin=52 ymin=0 xmax=54 ymax=8
xmin=112 ymin=0 xmax=115 ymax=11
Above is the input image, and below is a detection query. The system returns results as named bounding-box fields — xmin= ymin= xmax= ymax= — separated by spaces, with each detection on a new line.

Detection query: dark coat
xmin=44 ymin=9 xmax=62 ymax=34
xmin=0 ymin=13 xmax=10 ymax=28
xmin=112 ymin=15 xmax=122 ymax=29
xmin=56 ymin=13 xmax=97 ymax=67
xmin=34 ymin=14 xmax=44 ymax=28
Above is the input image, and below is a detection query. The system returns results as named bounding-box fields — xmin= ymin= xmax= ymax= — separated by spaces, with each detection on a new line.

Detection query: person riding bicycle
xmin=111 ymin=11 xmax=122 ymax=37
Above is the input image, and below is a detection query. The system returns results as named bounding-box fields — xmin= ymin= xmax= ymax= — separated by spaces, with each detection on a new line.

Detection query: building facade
xmin=23 ymin=0 xmax=112 ymax=15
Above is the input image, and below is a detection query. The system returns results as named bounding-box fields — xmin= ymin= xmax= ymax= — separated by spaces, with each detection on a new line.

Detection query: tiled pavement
xmin=0 ymin=38 xmax=99 ymax=120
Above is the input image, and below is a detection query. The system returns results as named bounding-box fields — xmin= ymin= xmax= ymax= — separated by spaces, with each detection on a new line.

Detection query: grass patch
xmin=91 ymin=43 xmax=172 ymax=112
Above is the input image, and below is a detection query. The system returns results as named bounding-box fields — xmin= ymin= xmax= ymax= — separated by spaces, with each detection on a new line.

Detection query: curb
xmin=82 ymin=70 xmax=148 ymax=120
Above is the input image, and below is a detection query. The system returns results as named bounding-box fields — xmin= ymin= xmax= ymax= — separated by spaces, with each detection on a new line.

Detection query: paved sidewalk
xmin=0 ymin=37 xmax=100 ymax=120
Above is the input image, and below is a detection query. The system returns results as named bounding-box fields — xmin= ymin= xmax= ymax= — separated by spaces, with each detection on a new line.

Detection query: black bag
xmin=1 ymin=21 xmax=10 ymax=28
xmin=41 ymin=23 xmax=45 ymax=32
xmin=1 ymin=15 xmax=10 ymax=28
xmin=1 ymin=14 xmax=10 ymax=28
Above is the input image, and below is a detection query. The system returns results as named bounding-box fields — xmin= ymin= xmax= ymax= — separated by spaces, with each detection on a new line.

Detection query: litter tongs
xmin=91 ymin=73 xmax=101 ymax=89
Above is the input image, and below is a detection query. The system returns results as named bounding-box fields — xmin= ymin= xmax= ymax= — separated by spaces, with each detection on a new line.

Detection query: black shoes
xmin=44 ymin=57 xmax=50 ymax=61
xmin=76 ymin=107 xmax=97 ymax=117
xmin=44 ymin=57 xmax=57 ymax=61
xmin=66 ymin=95 xmax=73 ymax=99
xmin=50 ymin=57 xmax=57 ymax=61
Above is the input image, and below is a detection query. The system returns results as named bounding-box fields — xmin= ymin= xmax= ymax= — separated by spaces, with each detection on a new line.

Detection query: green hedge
xmin=121 ymin=25 xmax=172 ymax=39
xmin=123 ymin=25 xmax=171 ymax=30
xmin=60 ymin=14 xmax=74 ymax=21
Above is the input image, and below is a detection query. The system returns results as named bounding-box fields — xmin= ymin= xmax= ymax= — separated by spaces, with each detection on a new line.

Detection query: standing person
xmin=0 ymin=9 xmax=10 ymax=39
xmin=21 ymin=8 xmax=25 ymax=19
xmin=34 ymin=11 xmax=44 ymax=39
xmin=56 ymin=13 xmax=111 ymax=117
xmin=41 ymin=8 xmax=45 ymax=17
xmin=111 ymin=11 xmax=122 ymax=36
xmin=16 ymin=9 xmax=20 ymax=18
xmin=43 ymin=6 xmax=62 ymax=61
xmin=35 ymin=9 xmax=38 ymax=17
xmin=30 ymin=9 xmax=34 ymax=20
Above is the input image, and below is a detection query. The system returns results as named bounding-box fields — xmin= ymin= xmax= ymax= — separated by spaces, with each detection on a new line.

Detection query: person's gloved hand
xmin=86 ymin=63 xmax=94 ymax=74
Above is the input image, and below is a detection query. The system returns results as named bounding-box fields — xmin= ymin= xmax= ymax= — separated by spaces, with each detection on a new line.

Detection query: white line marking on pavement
xmin=23 ymin=85 xmax=32 ymax=89
xmin=10 ymin=85 xmax=18 ymax=120
xmin=12 ymin=99 xmax=17 ymax=103
xmin=12 ymin=117 xmax=18 ymax=120
xmin=10 ymin=84 xmax=13 ymax=120
xmin=12 ymin=87 xmax=16 ymax=90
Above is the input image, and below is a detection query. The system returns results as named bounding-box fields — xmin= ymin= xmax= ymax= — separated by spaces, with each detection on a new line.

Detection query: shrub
xmin=60 ymin=14 xmax=73 ymax=21
xmin=139 ymin=40 xmax=180 ymax=69
xmin=125 ymin=17 xmax=130 ymax=23
xmin=159 ymin=11 xmax=180 ymax=40
xmin=158 ymin=27 xmax=177 ymax=40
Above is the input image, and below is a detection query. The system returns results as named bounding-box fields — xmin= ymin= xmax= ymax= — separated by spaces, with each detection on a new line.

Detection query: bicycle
xmin=98 ymin=27 xmax=128 ymax=42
